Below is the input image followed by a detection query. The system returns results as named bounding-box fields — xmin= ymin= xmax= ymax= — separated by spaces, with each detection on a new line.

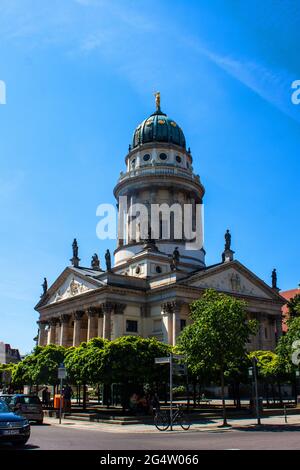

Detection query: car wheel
xmin=36 ymin=420 xmax=43 ymax=425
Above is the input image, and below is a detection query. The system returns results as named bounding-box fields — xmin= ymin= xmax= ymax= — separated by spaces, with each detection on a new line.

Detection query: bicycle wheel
xmin=154 ymin=412 xmax=170 ymax=431
xmin=180 ymin=414 xmax=191 ymax=431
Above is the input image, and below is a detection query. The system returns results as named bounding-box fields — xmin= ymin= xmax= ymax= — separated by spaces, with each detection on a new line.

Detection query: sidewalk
xmin=43 ymin=413 xmax=300 ymax=434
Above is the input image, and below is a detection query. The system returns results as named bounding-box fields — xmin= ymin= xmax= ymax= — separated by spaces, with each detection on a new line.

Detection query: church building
xmin=35 ymin=94 xmax=284 ymax=351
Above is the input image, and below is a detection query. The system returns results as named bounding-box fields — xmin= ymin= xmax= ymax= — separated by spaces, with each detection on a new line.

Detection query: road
xmin=1 ymin=420 xmax=300 ymax=450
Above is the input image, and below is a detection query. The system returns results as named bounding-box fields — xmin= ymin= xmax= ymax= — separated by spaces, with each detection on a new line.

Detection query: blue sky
xmin=0 ymin=0 xmax=299 ymax=354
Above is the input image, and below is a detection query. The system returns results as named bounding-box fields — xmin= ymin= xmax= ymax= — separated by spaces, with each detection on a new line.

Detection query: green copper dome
xmin=132 ymin=95 xmax=186 ymax=150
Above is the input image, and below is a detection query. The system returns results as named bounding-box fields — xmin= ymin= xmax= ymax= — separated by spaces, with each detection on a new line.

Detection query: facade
xmin=0 ymin=342 xmax=21 ymax=364
xmin=35 ymin=95 xmax=285 ymax=351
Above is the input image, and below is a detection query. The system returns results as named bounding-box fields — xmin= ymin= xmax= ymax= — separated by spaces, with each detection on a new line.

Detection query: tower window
xmin=143 ymin=154 xmax=151 ymax=161
xmin=156 ymin=266 xmax=162 ymax=274
xmin=159 ymin=153 xmax=167 ymax=161
xmin=180 ymin=319 xmax=186 ymax=331
xmin=176 ymin=155 xmax=182 ymax=163
xmin=131 ymin=159 xmax=136 ymax=168
xmin=126 ymin=320 xmax=138 ymax=333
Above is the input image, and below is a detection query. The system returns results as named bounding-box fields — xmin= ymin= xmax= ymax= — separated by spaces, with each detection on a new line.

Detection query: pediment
xmin=185 ymin=261 xmax=280 ymax=300
xmin=48 ymin=275 xmax=96 ymax=305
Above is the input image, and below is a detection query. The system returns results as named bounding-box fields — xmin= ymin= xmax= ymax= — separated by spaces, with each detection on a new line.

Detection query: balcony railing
xmin=118 ymin=165 xmax=201 ymax=184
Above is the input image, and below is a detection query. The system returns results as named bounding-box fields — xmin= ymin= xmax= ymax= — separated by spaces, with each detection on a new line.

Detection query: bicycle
xmin=154 ymin=404 xmax=191 ymax=431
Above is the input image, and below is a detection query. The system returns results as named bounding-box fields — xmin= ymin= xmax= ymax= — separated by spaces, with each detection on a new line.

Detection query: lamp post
xmin=248 ymin=357 xmax=261 ymax=425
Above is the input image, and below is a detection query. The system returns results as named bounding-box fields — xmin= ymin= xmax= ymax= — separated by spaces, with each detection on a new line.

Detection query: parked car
xmin=0 ymin=395 xmax=14 ymax=408
xmin=10 ymin=395 xmax=44 ymax=424
xmin=0 ymin=399 xmax=30 ymax=447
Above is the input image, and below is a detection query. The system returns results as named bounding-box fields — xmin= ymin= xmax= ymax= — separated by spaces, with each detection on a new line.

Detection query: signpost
xmin=154 ymin=353 xmax=186 ymax=431
xmin=58 ymin=363 xmax=67 ymax=424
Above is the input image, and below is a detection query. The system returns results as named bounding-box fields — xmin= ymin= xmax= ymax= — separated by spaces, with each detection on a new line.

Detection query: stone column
xmin=163 ymin=301 xmax=182 ymax=346
xmin=113 ymin=304 xmax=126 ymax=339
xmin=258 ymin=316 xmax=265 ymax=349
xmin=87 ymin=307 xmax=100 ymax=341
xmin=47 ymin=318 xmax=58 ymax=345
xmin=162 ymin=303 xmax=174 ymax=345
xmin=275 ymin=316 xmax=282 ymax=343
xmin=73 ymin=310 xmax=85 ymax=347
xmin=60 ymin=314 xmax=71 ymax=347
xmin=37 ymin=321 xmax=48 ymax=346
xmin=98 ymin=312 xmax=104 ymax=338
xmin=102 ymin=303 xmax=114 ymax=340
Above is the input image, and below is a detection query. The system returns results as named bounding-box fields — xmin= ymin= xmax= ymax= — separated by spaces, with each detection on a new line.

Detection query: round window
xmin=143 ymin=154 xmax=151 ymax=162
xmin=135 ymin=266 xmax=141 ymax=274
xmin=159 ymin=153 xmax=167 ymax=161
xmin=176 ymin=155 xmax=182 ymax=163
xmin=156 ymin=266 xmax=162 ymax=274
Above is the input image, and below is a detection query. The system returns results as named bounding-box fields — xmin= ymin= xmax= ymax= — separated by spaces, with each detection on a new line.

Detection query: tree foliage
xmin=287 ymin=294 xmax=300 ymax=318
xmin=178 ymin=289 xmax=257 ymax=376
xmin=276 ymin=316 xmax=300 ymax=374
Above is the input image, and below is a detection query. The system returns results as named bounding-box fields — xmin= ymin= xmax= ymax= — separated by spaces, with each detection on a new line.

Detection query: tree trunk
xmin=192 ymin=379 xmax=197 ymax=407
xmin=83 ymin=384 xmax=87 ymax=411
xmin=220 ymin=368 xmax=228 ymax=426
xmin=277 ymin=381 xmax=282 ymax=405
xmin=235 ymin=381 xmax=241 ymax=409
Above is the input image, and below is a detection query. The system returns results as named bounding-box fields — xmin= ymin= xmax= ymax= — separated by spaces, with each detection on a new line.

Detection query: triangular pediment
xmin=35 ymin=267 xmax=103 ymax=309
xmin=47 ymin=275 xmax=95 ymax=304
xmin=183 ymin=261 xmax=284 ymax=301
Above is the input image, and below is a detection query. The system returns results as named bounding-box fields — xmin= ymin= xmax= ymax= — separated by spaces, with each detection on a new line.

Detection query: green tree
xmin=0 ymin=363 xmax=17 ymax=390
xmin=12 ymin=345 xmax=65 ymax=392
xmin=178 ymin=289 xmax=257 ymax=426
xmin=101 ymin=336 xmax=170 ymax=409
xmin=287 ymin=294 xmax=300 ymax=318
xmin=248 ymin=350 xmax=286 ymax=404
xmin=276 ymin=316 xmax=300 ymax=402
xmin=64 ymin=339 xmax=107 ymax=409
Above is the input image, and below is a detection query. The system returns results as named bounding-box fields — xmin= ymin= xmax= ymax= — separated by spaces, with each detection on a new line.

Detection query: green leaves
xmin=178 ymin=289 xmax=255 ymax=376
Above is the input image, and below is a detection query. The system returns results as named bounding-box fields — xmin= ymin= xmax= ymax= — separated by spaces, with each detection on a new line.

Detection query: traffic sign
xmin=173 ymin=363 xmax=187 ymax=376
xmin=173 ymin=354 xmax=185 ymax=360
xmin=58 ymin=364 xmax=67 ymax=379
xmin=155 ymin=357 xmax=170 ymax=364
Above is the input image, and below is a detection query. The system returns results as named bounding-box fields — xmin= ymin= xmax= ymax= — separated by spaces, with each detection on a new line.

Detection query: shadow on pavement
xmin=233 ymin=424 xmax=300 ymax=433
xmin=0 ymin=443 xmax=40 ymax=450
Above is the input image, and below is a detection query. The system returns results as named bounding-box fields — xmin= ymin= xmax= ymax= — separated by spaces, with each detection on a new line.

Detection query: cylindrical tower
xmin=113 ymin=94 xmax=205 ymax=277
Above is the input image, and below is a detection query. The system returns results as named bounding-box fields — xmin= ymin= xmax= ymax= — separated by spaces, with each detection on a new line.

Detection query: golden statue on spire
xmin=154 ymin=91 xmax=160 ymax=110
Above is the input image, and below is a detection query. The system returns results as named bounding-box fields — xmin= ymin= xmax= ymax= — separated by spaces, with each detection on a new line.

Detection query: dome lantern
xmin=132 ymin=93 xmax=186 ymax=150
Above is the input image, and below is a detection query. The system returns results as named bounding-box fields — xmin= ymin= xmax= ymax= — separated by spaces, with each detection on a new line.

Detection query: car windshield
xmin=0 ymin=400 xmax=9 ymax=413
xmin=16 ymin=396 xmax=41 ymax=405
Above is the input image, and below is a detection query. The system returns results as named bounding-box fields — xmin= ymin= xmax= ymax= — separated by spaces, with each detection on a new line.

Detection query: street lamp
xmin=248 ymin=358 xmax=261 ymax=425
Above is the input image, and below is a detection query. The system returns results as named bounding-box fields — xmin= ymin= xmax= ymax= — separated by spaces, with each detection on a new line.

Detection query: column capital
xmin=162 ymin=301 xmax=183 ymax=315
xmin=37 ymin=320 xmax=48 ymax=327
xmin=73 ymin=310 xmax=85 ymax=320
xmin=87 ymin=306 xmax=102 ymax=317
xmin=101 ymin=302 xmax=114 ymax=314
xmin=48 ymin=317 xmax=59 ymax=326
xmin=60 ymin=314 xmax=71 ymax=324
xmin=114 ymin=303 xmax=126 ymax=315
